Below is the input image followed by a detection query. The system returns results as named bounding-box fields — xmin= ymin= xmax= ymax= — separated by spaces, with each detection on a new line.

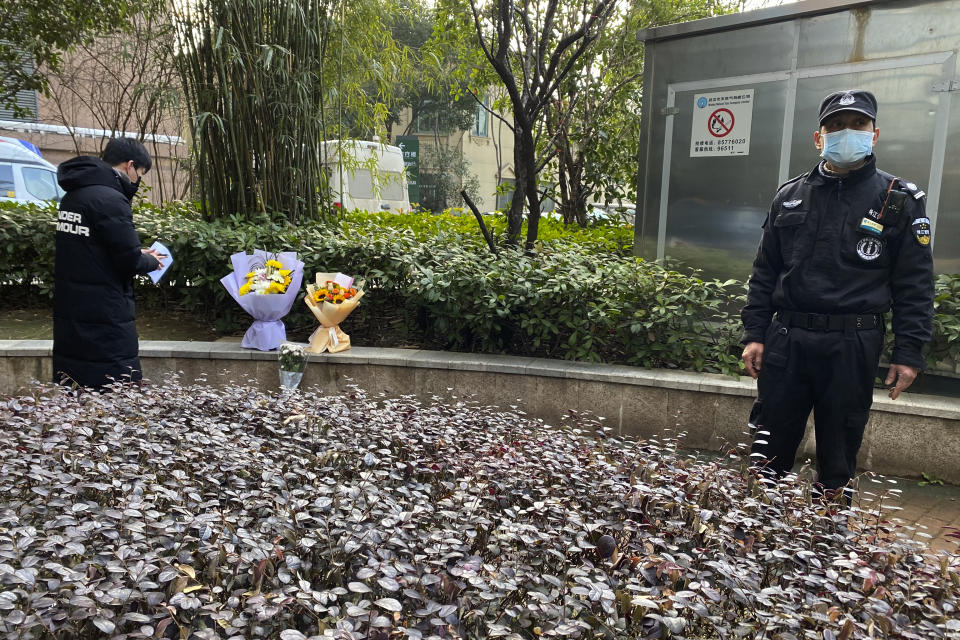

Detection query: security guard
xmin=741 ymin=89 xmax=934 ymax=492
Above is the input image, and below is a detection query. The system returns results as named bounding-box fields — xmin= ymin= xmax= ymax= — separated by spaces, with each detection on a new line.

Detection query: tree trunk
xmin=519 ymin=125 xmax=540 ymax=251
xmin=557 ymin=142 xmax=589 ymax=226
xmin=506 ymin=120 xmax=533 ymax=244
xmin=505 ymin=118 xmax=540 ymax=249
xmin=569 ymin=148 xmax=588 ymax=226
xmin=558 ymin=153 xmax=572 ymax=224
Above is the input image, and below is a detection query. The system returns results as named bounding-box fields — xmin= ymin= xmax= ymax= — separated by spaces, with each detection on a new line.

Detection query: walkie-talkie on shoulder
xmin=879 ymin=178 xmax=908 ymax=226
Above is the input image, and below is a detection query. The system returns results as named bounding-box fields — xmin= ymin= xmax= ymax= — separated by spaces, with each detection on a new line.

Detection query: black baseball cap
xmin=818 ymin=89 xmax=878 ymax=126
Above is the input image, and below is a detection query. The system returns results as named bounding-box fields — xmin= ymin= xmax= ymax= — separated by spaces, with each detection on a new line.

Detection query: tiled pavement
xmin=855 ymin=475 xmax=960 ymax=554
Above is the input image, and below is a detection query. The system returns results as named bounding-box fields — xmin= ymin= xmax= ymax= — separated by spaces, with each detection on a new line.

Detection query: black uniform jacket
xmin=53 ymin=156 xmax=159 ymax=388
xmin=741 ymin=155 xmax=934 ymax=369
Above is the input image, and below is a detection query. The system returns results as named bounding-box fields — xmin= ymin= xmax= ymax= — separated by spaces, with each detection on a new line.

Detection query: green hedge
xmin=0 ymin=202 xmax=742 ymax=373
xmin=931 ymin=272 xmax=960 ymax=368
xmin=2 ymin=201 xmax=957 ymax=375
xmin=341 ymin=209 xmax=636 ymax=256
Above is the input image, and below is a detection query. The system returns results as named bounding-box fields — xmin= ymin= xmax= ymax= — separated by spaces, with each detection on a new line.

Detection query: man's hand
xmin=885 ymin=364 xmax=919 ymax=400
xmin=142 ymin=248 xmax=167 ymax=271
xmin=742 ymin=342 xmax=764 ymax=379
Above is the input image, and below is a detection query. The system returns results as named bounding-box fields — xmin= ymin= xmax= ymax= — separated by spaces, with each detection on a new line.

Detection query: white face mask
xmin=820 ymin=128 xmax=875 ymax=168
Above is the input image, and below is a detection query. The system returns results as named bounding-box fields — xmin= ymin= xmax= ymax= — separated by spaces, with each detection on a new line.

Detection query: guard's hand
xmin=742 ymin=342 xmax=764 ymax=379
xmin=885 ymin=364 xmax=919 ymax=400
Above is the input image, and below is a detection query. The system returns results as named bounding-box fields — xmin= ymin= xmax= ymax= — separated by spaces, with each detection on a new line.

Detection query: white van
xmin=0 ymin=136 xmax=64 ymax=205
xmin=320 ymin=139 xmax=411 ymax=212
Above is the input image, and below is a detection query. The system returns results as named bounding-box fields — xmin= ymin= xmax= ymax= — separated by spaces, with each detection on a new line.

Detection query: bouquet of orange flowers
xmin=308 ymin=280 xmax=359 ymax=306
xmin=304 ymin=272 xmax=364 ymax=353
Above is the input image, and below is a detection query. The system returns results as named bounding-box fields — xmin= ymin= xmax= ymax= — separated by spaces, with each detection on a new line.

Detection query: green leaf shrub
xmin=403 ymin=241 xmax=742 ymax=372
xmin=0 ymin=202 xmax=58 ymax=300
xmin=930 ymin=273 xmax=960 ymax=371
xmin=340 ymin=210 xmax=635 ymax=256
xmin=0 ymin=202 xmax=736 ymax=373
xmin=2 ymin=201 xmax=956 ymax=375
xmin=0 ymin=382 xmax=957 ymax=639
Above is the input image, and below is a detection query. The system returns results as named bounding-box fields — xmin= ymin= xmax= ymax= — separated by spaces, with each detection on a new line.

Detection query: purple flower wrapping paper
xmin=220 ymin=250 xmax=305 ymax=350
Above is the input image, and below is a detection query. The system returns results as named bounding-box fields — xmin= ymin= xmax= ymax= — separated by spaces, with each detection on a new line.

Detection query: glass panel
xmin=415 ymin=109 xmax=437 ymax=134
xmin=789 ymin=68 xmax=945 ymax=263
xmin=934 ymin=97 xmax=960 ymax=274
xmin=473 ymin=97 xmax=489 ymax=137
xmin=663 ymin=81 xmax=787 ymax=281
xmin=638 ymin=0 xmax=960 ymax=275
xmin=798 ymin=1 xmax=960 ymax=68
xmin=637 ymin=20 xmax=797 ymax=261
xmin=0 ymin=164 xmax=14 ymax=197
xmin=496 ymin=179 xmax=515 ymax=210
xmin=22 ymin=167 xmax=59 ymax=201
xmin=636 ymin=80 xmax=665 ymax=260
xmin=791 ymin=66 xmax=954 ymax=275
xmin=348 ymin=169 xmax=374 ymax=199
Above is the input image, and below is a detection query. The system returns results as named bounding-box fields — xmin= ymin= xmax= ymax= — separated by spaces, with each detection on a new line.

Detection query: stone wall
xmin=3 ymin=340 xmax=958 ymax=483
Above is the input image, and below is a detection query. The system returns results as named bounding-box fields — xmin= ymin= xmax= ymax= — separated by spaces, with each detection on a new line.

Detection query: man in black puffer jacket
xmin=54 ymin=138 xmax=166 ymax=390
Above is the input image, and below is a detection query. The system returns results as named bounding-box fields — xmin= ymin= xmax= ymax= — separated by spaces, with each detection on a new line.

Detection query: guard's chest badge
xmin=857 ymin=236 xmax=884 ymax=261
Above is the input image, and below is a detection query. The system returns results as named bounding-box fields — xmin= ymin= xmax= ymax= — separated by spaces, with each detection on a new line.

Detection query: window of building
xmin=0 ymin=90 xmax=39 ymax=121
xmin=415 ymin=106 xmax=438 ymax=134
xmin=496 ymin=178 xmax=515 ymax=211
xmin=472 ymin=96 xmax=490 ymax=137
xmin=0 ymin=165 xmax=15 ymax=198
xmin=0 ymin=50 xmax=39 ymax=121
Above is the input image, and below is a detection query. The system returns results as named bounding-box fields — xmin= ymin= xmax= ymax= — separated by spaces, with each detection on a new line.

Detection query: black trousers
xmin=749 ymin=318 xmax=884 ymax=490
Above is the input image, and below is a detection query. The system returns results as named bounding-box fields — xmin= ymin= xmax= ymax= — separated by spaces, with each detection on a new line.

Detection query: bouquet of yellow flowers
xmin=238 ymin=259 xmax=293 ymax=296
xmin=304 ymin=272 xmax=364 ymax=353
xmin=221 ymin=250 xmax=304 ymax=350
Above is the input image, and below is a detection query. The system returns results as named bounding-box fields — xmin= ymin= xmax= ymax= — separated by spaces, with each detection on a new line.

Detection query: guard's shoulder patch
xmin=912 ymin=216 xmax=932 ymax=246
xmin=898 ymin=179 xmax=926 ymax=200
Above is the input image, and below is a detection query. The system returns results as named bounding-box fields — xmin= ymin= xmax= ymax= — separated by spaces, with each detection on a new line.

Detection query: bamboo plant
xmin=172 ymin=0 xmax=406 ymax=223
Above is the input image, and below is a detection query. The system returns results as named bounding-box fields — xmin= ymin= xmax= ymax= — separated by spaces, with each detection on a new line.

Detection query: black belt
xmin=777 ymin=311 xmax=883 ymax=331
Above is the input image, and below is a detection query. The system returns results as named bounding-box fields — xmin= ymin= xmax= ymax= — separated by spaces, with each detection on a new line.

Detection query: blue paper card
xmin=148 ymin=241 xmax=173 ymax=284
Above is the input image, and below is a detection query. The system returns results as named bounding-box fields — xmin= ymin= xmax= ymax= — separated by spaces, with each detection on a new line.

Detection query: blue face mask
xmin=821 ymin=128 xmax=875 ymax=168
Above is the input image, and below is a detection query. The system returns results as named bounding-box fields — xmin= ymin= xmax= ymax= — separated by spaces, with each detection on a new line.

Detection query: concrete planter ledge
xmin=2 ymin=339 xmax=958 ymax=483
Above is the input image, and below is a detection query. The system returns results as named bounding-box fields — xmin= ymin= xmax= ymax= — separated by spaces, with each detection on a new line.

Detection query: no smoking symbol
xmin=708 ymin=108 xmax=734 ymax=138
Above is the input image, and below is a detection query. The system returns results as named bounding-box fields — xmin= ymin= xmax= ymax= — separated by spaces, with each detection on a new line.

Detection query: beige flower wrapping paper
xmin=304 ymin=272 xmax=365 ymax=353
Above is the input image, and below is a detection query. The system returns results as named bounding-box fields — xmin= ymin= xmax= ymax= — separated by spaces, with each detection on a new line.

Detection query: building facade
xmin=391 ymin=95 xmax=516 ymax=213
